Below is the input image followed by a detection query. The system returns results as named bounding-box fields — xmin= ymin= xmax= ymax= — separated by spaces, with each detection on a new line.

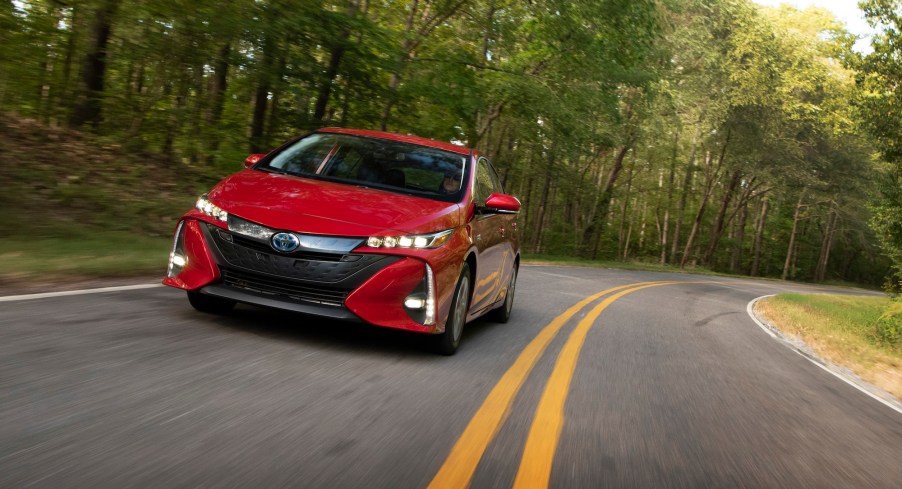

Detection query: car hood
xmin=207 ymin=170 xmax=462 ymax=236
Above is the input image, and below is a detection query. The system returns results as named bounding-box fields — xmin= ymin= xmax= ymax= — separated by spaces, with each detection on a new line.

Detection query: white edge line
xmin=747 ymin=295 xmax=902 ymax=416
xmin=0 ymin=283 xmax=163 ymax=302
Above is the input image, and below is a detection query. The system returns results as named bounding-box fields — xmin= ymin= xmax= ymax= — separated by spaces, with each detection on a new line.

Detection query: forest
xmin=1 ymin=0 xmax=901 ymax=290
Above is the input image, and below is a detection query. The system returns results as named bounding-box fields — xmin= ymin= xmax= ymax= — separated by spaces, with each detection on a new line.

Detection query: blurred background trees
xmin=1 ymin=0 xmax=899 ymax=288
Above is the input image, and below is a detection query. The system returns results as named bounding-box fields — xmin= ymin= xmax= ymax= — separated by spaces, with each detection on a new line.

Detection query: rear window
xmin=259 ymin=133 xmax=469 ymax=202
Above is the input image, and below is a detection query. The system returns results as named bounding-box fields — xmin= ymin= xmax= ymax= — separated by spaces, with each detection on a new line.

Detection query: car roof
xmin=317 ymin=127 xmax=472 ymax=156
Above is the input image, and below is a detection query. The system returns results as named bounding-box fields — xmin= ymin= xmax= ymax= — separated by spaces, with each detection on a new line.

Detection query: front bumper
xmin=163 ymin=218 xmax=440 ymax=333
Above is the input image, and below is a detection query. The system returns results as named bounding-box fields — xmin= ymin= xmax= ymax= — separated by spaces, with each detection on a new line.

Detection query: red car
xmin=163 ymin=128 xmax=521 ymax=354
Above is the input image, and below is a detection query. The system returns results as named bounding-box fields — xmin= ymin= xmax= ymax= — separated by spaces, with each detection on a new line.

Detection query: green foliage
xmin=873 ymin=300 xmax=902 ymax=348
xmin=854 ymin=0 xmax=902 ymax=292
xmin=0 ymin=0 xmax=897 ymax=288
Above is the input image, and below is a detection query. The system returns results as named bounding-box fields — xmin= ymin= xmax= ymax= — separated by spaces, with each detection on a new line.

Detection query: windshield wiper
xmin=256 ymin=166 xmax=287 ymax=175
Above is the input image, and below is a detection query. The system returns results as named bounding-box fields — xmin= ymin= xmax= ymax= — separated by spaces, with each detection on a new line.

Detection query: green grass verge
xmin=0 ymin=232 xmax=170 ymax=281
xmin=757 ymin=294 xmax=901 ymax=399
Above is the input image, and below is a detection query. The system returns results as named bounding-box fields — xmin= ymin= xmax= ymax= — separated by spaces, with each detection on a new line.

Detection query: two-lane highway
xmin=1 ymin=266 xmax=900 ymax=488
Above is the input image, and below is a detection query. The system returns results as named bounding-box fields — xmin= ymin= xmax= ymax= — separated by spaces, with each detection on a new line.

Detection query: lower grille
xmin=220 ymin=267 xmax=348 ymax=307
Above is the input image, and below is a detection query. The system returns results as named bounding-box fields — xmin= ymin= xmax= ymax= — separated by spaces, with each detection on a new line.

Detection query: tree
xmin=70 ymin=0 xmax=120 ymax=129
xmin=855 ymin=0 xmax=902 ymax=292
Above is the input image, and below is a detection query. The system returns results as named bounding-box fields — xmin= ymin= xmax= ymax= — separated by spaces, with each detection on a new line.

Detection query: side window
xmin=475 ymin=158 xmax=496 ymax=203
xmin=487 ymin=161 xmax=503 ymax=194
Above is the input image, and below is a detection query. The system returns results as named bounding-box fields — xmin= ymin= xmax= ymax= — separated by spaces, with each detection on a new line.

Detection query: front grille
xmin=200 ymin=223 xmax=401 ymax=312
xmin=230 ymin=234 xmax=346 ymax=262
xmin=221 ymin=267 xmax=348 ymax=307
xmin=206 ymin=225 xmax=386 ymax=283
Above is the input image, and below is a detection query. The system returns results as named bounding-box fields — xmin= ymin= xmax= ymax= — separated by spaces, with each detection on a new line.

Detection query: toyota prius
xmin=163 ymin=128 xmax=521 ymax=354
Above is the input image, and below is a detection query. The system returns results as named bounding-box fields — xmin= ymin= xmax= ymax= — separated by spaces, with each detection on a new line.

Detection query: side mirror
xmin=244 ymin=154 xmax=266 ymax=168
xmin=484 ymin=193 xmax=521 ymax=214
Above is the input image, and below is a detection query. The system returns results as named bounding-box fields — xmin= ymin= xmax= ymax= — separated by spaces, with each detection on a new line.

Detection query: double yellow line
xmin=428 ymin=281 xmax=686 ymax=489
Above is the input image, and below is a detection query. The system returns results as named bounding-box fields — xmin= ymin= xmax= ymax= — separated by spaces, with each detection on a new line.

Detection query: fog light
xmin=405 ymin=295 xmax=427 ymax=310
xmin=170 ymin=254 xmax=187 ymax=267
xmin=424 ymin=264 xmax=436 ymax=325
xmin=401 ymin=264 xmax=436 ymax=325
xmin=167 ymin=221 xmax=187 ymax=278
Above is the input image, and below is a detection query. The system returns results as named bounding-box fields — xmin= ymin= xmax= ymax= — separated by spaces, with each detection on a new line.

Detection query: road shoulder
xmin=747 ymin=295 xmax=902 ymax=415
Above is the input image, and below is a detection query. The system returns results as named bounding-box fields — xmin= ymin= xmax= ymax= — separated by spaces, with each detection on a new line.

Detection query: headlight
xmin=367 ymin=229 xmax=453 ymax=249
xmin=196 ymin=194 xmax=228 ymax=221
xmin=228 ymin=215 xmax=273 ymax=240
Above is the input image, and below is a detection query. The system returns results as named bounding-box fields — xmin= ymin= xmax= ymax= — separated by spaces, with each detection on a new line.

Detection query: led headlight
xmin=227 ymin=215 xmax=273 ymax=240
xmin=367 ymin=229 xmax=453 ymax=249
xmin=196 ymin=194 xmax=228 ymax=221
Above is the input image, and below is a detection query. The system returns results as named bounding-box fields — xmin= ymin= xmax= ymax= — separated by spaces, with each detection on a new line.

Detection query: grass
xmin=0 ymin=232 xmax=170 ymax=283
xmin=756 ymin=294 xmax=902 ymax=399
xmin=0 ymin=113 xmax=212 ymax=288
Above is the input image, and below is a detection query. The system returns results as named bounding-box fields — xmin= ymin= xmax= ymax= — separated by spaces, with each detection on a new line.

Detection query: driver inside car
xmin=441 ymin=171 xmax=462 ymax=193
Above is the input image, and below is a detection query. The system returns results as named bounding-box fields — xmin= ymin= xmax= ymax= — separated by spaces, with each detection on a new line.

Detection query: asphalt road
xmin=1 ymin=266 xmax=900 ymax=488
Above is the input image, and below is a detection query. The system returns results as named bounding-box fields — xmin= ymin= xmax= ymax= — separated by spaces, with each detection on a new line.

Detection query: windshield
xmin=258 ymin=133 xmax=469 ymax=201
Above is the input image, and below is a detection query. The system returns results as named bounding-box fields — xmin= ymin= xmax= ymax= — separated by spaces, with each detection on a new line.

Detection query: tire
xmin=489 ymin=264 xmax=518 ymax=323
xmin=187 ymin=290 xmax=236 ymax=314
xmin=432 ymin=264 xmax=470 ymax=356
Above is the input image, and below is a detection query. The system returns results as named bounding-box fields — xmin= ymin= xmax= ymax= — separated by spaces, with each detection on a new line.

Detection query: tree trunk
xmin=814 ymin=204 xmax=838 ymax=282
xmin=782 ymin=189 xmax=807 ymax=280
xmin=204 ymin=43 xmax=230 ymax=160
xmin=680 ymin=132 xmax=730 ymax=268
xmin=730 ymin=200 xmax=748 ymax=273
xmin=250 ymin=33 xmax=275 ymax=153
xmin=70 ymin=0 xmax=120 ymax=129
xmin=208 ymin=43 xmax=230 ymax=126
xmin=671 ymin=124 xmax=700 ymax=263
xmin=531 ymin=149 xmax=554 ymax=253
xmin=60 ymin=2 xmax=81 ymax=120
xmin=750 ymin=197 xmax=769 ymax=276
xmin=660 ymin=130 xmax=679 ymax=265
xmin=702 ymin=169 xmax=742 ymax=266
xmin=313 ymin=42 xmax=347 ymax=123
xmin=313 ymin=1 xmax=359 ymax=123
xmin=591 ymin=143 xmax=632 ymax=259
xmin=638 ymin=200 xmax=648 ymax=251
xmin=617 ymin=159 xmax=635 ymax=258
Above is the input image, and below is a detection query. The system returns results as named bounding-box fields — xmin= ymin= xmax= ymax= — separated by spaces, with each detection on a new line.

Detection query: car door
xmin=469 ymin=157 xmax=507 ymax=313
xmin=486 ymin=162 xmax=518 ymax=292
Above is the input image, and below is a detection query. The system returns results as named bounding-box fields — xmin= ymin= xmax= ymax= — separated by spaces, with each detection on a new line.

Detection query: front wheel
xmin=489 ymin=264 xmax=518 ymax=323
xmin=432 ymin=264 xmax=470 ymax=356
xmin=187 ymin=291 xmax=236 ymax=314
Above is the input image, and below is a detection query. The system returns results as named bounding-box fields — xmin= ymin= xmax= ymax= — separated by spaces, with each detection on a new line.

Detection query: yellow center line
xmin=427 ymin=281 xmax=670 ymax=489
xmin=511 ymin=281 xmax=691 ymax=489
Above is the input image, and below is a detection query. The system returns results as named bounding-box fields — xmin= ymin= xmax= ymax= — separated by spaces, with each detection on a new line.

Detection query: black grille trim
xmin=220 ymin=267 xmax=348 ymax=307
